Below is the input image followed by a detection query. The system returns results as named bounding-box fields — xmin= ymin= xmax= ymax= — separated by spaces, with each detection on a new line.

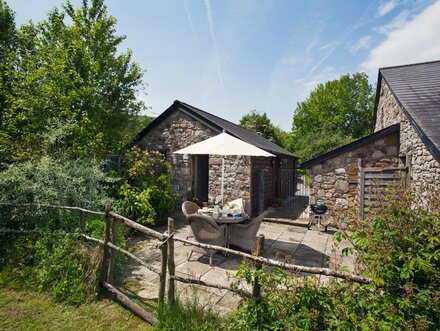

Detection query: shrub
xmin=0 ymin=155 xmax=113 ymax=231
xmin=0 ymin=232 xmax=100 ymax=305
xmin=114 ymin=147 xmax=177 ymax=225
xmin=226 ymin=189 xmax=439 ymax=330
xmin=344 ymin=190 xmax=440 ymax=330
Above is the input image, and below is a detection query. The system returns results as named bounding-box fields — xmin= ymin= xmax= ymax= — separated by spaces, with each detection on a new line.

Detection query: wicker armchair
xmin=181 ymin=201 xmax=200 ymax=239
xmin=187 ymin=214 xmax=227 ymax=266
xmin=229 ymin=215 xmax=264 ymax=252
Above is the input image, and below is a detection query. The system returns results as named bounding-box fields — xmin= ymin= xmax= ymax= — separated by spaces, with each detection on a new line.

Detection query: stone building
xmin=135 ymin=100 xmax=296 ymax=216
xmin=301 ymin=60 xmax=440 ymax=222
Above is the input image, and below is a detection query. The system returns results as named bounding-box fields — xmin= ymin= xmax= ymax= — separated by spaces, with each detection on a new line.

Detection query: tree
xmin=289 ymin=124 xmax=353 ymax=162
xmin=291 ymin=72 xmax=375 ymax=162
xmin=239 ymin=110 xmax=287 ymax=148
xmin=1 ymin=0 xmax=145 ymax=159
xmin=0 ymin=0 xmax=17 ymax=165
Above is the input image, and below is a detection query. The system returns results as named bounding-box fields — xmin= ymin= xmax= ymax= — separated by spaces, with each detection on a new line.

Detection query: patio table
xmin=196 ymin=211 xmax=247 ymax=247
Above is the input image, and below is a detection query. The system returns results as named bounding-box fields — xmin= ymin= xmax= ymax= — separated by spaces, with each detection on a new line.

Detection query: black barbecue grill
xmin=309 ymin=202 xmax=328 ymax=230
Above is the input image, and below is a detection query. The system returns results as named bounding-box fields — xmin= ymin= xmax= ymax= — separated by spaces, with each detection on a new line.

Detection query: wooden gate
xmin=358 ymin=166 xmax=407 ymax=219
xmin=278 ymin=169 xmax=295 ymax=200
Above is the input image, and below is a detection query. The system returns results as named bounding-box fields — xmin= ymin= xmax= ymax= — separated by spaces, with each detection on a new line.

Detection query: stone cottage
xmin=301 ymin=60 xmax=440 ymax=221
xmin=135 ymin=100 xmax=296 ymax=216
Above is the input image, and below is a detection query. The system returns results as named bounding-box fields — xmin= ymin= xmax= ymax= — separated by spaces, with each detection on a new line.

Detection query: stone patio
xmin=121 ymin=207 xmax=355 ymax=314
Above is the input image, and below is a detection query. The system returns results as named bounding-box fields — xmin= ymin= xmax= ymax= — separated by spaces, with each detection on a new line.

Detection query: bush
xmin=114 ymin=147 xmax=177 ymax=225
xmin=344 ymin=190 xmax=440 ymax=330
xmin=0 ymin=232 xmax=100 ymax=304
xmin=0 ymin=156 xmax=116 ymax=304
xmin=0 ymin=155 xmax=113 ymax=231
xmin=226 ymin=189 xmax=439 ymax=330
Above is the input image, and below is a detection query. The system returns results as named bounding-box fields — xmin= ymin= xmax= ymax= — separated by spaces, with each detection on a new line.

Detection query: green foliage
xmin=0 ymin=1 xmax=17 ymax=166
xmin=345 ymin=191 xmax=440 ymax=330
xmin=157 ymin=298 xmax=221 ymax=331
xmin=291 ymin=72 xmax=374 ymax=162
xmin=289 ymin=123 xmax=354 ymax=161
xmin=227 ymin=190 xmax=439 ymax=330
xmin=0 ymin=232 xmax=100 ymax=305
xmin=0 ymin=288 xmax=148 ymax=330
xmin=239 ymin=110 xmax=288 ymax=148
xmin=116 ymin=182 xmax=156 ymax=225
xmin=0 ymin=155 xmax=113 ymax=231
xmin=1 ymin=0 xmax=145 ymax=160
xmin=114 ymin=147 xmax=177 ymax=225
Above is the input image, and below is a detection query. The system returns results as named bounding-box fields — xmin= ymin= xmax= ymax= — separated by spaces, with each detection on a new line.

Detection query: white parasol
xmin=174 ymin=132 xmax=274 ymax=205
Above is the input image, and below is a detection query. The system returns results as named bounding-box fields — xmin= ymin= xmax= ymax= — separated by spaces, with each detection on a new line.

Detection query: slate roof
xmin=300 ymin=124 xmax=400 ymax=169
xmin=374 ymin=60 xmax=440 ymax=162
xmin=135 ymin=100 xmax=295 ymax=157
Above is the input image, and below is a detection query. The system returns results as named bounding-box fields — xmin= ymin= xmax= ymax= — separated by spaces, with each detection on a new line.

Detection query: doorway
xmin=193 ymin=155 xmax=209 ymax=203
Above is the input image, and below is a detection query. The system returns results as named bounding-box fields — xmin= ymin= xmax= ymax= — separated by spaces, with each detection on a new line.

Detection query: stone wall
xmin=374 ymin=80 xmax=440 ymax=200
xmin=309 ymin=131 xmax=399 ymax=222
xmin=374 ymin=79 xmax=405 ymax=131
xmin=208 ymin=155 xmax=251 ymax=207
xmin=137 ymin=109 xmax=251 ymax=204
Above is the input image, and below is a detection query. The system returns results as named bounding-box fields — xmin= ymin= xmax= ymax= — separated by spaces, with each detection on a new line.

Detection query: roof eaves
xmin=299 ymin=123 xmax=400 ymax=169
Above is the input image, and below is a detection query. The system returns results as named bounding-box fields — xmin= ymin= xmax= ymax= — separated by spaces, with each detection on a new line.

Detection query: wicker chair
xmin=228 ymin=215 xmax=264 ymax=252
xmin=187 ymin=214 xmax=227 ymax=266
xmin=181 ymin=201 xmax=200 ymax=239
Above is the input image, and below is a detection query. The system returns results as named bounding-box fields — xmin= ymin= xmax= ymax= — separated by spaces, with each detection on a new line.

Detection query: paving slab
xmin=120 ymin=209 xmax=356 ymax=314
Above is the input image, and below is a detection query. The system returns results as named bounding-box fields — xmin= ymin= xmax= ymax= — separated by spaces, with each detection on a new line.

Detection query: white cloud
xmin=280 ymin=56 xmax=297 ymax=69
xmin=204 ymin=0 xmax=224 ymax=91
xmin=378 ymin=0 xmax=397 ymax=16
xmin=361 ymin=0 xmax=440 ymax=75
xmin=306 ymin=41 xmax=337 ymax=79
xmin=349 ymin=35 xmax=372 ymax=54
xmin=375 ymin=9 xmax=409 ymax=34
xmin=183 ymin=0 xmax=197 ymax=41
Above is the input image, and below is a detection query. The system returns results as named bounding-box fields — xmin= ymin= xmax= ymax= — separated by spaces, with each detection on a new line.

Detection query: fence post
xmin=358 ymin=158 xmax=365 ymax=221
xmin=158 ymin=231 xmax=168 ymax=305
xmin=79 ymin=201 xmax=85 ymax=232
xmin=167 ymin=217 xmax=175 ymax=304
xmin=108 ymin=217 xmax=118 ymax=283
xmin=252 ymin=234 xmax=265 ymax=301
xmin=101 ymin=205 xmax=111 ymax=283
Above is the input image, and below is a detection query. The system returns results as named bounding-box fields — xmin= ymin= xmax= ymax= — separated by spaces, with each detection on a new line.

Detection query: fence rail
xmin=1 ymin=202 xmax=372 ymax=324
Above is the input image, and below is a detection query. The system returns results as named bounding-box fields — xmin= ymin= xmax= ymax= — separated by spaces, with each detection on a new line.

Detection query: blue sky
xmin=10 ymin=0 xmax=440 ymax=130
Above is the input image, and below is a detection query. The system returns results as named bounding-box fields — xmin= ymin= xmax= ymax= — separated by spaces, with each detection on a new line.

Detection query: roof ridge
xmin=176 ymin=99 xmax=255 ymax=132
xmin=175 ymin=99 xmax=282 ymax=144
xmin=174 ymin=99 xmax=295 ymax=157
xmin=379 ymin=59 xmax=440 ymax=71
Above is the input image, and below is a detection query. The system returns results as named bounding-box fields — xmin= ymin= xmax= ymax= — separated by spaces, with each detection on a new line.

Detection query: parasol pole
xmin=221 ymin=155 xmax=225 ymax=207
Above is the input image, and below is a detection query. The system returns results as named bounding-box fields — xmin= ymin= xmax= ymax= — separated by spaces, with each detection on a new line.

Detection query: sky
xmin=10 ymin=0 xmax=440 ymax=130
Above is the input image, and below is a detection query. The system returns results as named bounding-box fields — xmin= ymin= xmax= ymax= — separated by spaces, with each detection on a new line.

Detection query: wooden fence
xmin=0 ymin=202 xmax=372 ymax=325
xmin=358 ymin=164 xmax=407 ymax=219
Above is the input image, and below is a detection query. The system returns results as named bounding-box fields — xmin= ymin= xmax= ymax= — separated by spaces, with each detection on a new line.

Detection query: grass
xmin=0 ymin=287 xmax=152 ymax=331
